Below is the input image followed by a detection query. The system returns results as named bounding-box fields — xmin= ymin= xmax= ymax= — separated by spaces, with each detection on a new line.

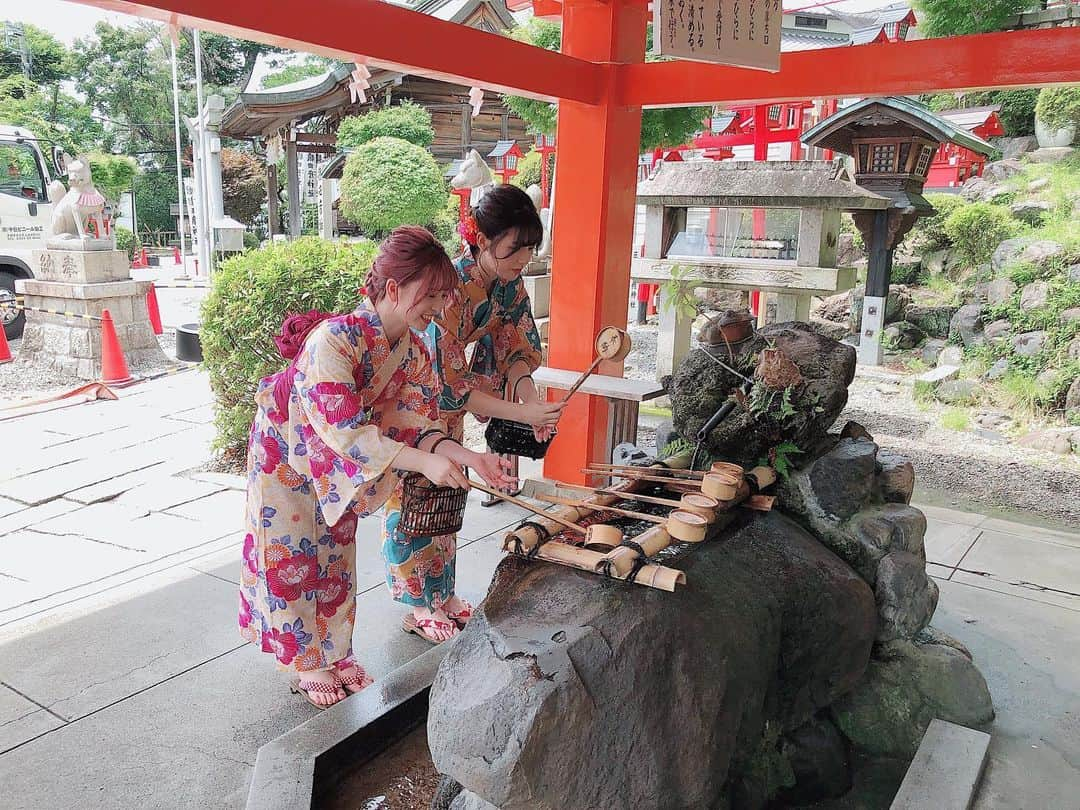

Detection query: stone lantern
xmin=802 ymin=96 xmax=994 ymax=364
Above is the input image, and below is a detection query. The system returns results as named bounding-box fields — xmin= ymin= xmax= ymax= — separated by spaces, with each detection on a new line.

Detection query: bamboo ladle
xmin=557 ymin=482 xmax=720 ymax=522
xmin=538 ymin=494 xmax=708 ymax=543
xmin=558 ymin=326 xmax=632 ymax=403
xmin=468 ymin=479 xmax=623 ymax=549
xmin=588 ymin=461 xmax=745 ymax=480
xmin=583 ymin=469 xmax=742 ymax=501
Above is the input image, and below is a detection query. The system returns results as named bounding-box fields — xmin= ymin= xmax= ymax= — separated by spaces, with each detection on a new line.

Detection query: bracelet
xmin=512 ymin=374 xmax=534 ymax=401
xmin=431 ymin=436 xmax=459 ymax=454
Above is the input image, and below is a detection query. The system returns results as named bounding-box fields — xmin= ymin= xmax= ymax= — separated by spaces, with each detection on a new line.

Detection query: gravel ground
xmin=841 ymin=371 xmax=1080 ymax=528
xmin=0 ymin=330 xmax=181 ymax=406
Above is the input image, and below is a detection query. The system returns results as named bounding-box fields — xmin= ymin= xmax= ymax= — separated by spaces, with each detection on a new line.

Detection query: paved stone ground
xmin=0 ymin=372 xmax=1076 ymax=809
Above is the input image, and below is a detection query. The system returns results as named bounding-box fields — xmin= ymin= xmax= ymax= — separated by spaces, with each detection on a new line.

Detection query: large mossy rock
xmin=831 ymin=639 xmax=994 ymax=759
xmin=427 ymin=510 xmax=877 ymax=810
xmin=667 ymin=322 xmax=855 ymax=467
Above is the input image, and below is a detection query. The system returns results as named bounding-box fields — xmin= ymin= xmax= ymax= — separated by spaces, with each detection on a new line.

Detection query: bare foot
xmin=293 ymin=668 xmax=346 ymax=707
xmin=412 ymin=607 xmax=459 ymax=642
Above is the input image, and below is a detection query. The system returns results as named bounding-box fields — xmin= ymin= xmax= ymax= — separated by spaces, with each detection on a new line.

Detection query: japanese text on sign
xmin=655 ymin=0 xmax=782 ymax=71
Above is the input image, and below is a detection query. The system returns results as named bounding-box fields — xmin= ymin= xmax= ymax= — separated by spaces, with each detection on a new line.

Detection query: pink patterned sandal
xmin=289 ymin=674 xmax=346 ymax=709
xmin=446 ymin=599 xmax=473 ymax=628
xmin=402 ymin=613 xmax=459 ymax=644
xmin=333 ymin=659 xmax=374 ymax=693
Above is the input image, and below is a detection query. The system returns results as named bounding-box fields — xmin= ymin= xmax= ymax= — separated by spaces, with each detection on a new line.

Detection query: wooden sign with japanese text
xmin=653 ymin=0 xmax=783 ymax=72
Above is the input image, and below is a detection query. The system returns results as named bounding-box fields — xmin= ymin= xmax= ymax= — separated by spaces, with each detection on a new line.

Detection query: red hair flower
xmin=458 ymin=211 xmax=479 ymax=247
xmin=274 ymin=309 xmax=334 ymax=360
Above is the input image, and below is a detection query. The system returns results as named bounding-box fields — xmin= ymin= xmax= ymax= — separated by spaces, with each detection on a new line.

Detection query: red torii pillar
xmin=542 ymin=0 xmax=647 ymax=484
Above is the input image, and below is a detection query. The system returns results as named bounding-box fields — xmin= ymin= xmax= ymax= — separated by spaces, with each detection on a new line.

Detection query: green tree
xmin=510 ymin=147 xmax=554 ymax=191
xmin=0 ymin=22 xmax=71 ymax=86
xmin=338 ymin=136 xmax=447 ymax=236
xmin=86 ymin=153 xmax=138 ymax=204
xmin=0 ymin=74 xmax=102 ymax=154
xmin=70 ymin=22 xmax=175 ymax=156
xmin=133 ymin=169 xmax=178 ymax=234
xmin=336 ymin=101 xmax=435 ymax=148
xmin=500 ymin=20 xmax=708 ymax=151
xmin=221 ymin=147 xmax=265 ymax=225
xmin=914 ymin=0 xmax=1029 ymax=37
xmin=261 ymin=55 xmax=339 ymax=89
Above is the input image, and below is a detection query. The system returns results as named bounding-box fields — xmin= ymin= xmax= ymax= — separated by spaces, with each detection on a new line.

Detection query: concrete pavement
xmin=0 ymin=371 xmax=1076 ymax=809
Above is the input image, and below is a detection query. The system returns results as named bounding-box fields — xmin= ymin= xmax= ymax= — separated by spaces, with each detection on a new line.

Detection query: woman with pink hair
xmin=239 ymin=227 xmax=514 ymax=708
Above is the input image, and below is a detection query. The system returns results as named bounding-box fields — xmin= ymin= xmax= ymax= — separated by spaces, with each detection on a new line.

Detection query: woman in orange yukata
xmin=383 ymin=185 xmax=564 ymax=644
xmin=239 ymin=227 xmax=515 ymax=708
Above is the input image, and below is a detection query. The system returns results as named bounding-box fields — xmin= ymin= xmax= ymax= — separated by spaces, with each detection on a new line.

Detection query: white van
xmin=0 ymin=124 xmax=63 ymax=340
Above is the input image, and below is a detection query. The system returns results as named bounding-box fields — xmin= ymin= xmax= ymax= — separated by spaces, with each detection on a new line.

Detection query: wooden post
xmin=542 ymin=0 xmax=647 ymax=485
xmin=461 ymin=102 xmax=472 ymax=154
xmin=286 ymin=129 xmax=301 ymax=239
xmin=858 ymin=209 xmax=893 ymax=366
xmin=266 ymin=162 xmax=280 ymax=237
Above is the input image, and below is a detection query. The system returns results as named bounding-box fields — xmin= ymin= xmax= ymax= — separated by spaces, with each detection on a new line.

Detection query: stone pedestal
xmin=16 ymin=249 xmax=167 ymax=379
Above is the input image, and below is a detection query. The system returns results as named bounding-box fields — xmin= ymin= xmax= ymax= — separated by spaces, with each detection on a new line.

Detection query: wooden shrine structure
xmin=219 ymin=0 xmax=532 ymax=238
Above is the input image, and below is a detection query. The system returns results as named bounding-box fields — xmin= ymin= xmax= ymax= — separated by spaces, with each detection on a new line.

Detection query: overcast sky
xmin=11 ymin=0 xmax=903 ymax=44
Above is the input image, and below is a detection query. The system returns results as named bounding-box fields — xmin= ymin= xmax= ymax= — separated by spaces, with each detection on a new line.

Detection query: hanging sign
xmin=653 ymin=0 xmax=783 ymax=72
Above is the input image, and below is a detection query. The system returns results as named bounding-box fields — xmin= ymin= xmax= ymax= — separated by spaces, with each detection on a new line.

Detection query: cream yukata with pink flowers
xmin=238 ymin=305 xmax=447 ymax=674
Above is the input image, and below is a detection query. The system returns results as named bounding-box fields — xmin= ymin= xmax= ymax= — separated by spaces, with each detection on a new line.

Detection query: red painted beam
xmin=694 ymin=129 xmax=802 ymax=148
xmin=66 ymin=0 xmax=603 ymax=104
xmin=620 ymin=28 xmax=1080 ymax=108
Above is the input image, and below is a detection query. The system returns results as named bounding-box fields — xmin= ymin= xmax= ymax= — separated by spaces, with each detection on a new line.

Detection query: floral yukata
xmin=239 ymin=304 xmax=445 ymax=673
xmin=380 ymin=253 xmax=543 ymax=609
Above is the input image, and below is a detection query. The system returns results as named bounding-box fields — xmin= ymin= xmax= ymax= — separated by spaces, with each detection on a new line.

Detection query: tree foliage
xmin=500 ymin=20 xmax=708 ymax=150
xmin=338 ymin=136 xmax=447 ymax=236
xmin=0 ymin=74 xmax=102 ymax=155
xmin=914 ymin=0 xmax=1029 ymax=37
xmin=336 ymin=101 xmax=435 ymax=148
xmin=922 ymin=88 xmax=1038 ymax=136
xmin=0 ymin=21 xmax=71 ymax=86
xmin=510 ymin=147 xmax=554 ymax=191
xmin=133 ymin=169 xmax=178 ymax=234
xmin=86 ymin=152 xmax=138 ymax=204
xmin=221 ymin=147 xmax=265 ymax=225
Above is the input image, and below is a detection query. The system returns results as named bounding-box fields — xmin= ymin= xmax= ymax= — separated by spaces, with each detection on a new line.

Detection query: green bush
xmin=910 ymin=193 xmax=969 ymax=251
xmin=992 ymin=89 xmax=1039 ymax=137
xmin=432 ymin=193 xmax=462 ymax=256
xmin=943 ymin=202 xmax=1014 ymax=267
xmin=114 ymin=225 xmax=140 ymax=261
xmin=336 ymin=101 xmax=434 ymax=148
xmin=338 ymin=137 xmax=448 ymax=237
xmin=242 ymin=231 xmax=260 ymax=250
xmin=1036 ymin=87 xmax=1080 ymax=135
xmin=201 ymin=237 xmax=377 ymax=456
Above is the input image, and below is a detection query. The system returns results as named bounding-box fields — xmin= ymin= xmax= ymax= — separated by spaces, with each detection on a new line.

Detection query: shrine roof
xmin=781 ymin=30 xmax=850 ymax=52
xmin=636 ymin=160 xmax=889 ymax=210
xmin=801 ymin=96 xmax=996 ymax=157
xmin=937 ymin=106 xmax=1003 ymax=131
xmin=849 ymin=26 xmax=888 ymax=46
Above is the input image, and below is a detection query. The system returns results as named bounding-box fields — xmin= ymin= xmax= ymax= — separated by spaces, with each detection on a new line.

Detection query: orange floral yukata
xmin=239 ymin=304 xmax=445 ymax=673
xmin=380 ymin=253 xmax=543 ymax=608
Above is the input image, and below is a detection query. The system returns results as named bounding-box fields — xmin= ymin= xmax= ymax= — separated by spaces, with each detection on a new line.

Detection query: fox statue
xmin=46 ymin=157 xmax=111 ymax=248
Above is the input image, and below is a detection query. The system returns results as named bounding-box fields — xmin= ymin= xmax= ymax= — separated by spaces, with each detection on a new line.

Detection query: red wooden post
xmin=542 ymin=0 xmax=647 ymax=484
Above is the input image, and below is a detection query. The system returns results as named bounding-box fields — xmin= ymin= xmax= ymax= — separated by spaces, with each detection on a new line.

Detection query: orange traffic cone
xmin=0 ymin=325 xmax=11 ymax=364
xmin=146 ymin=285 xmax=163 ymax=335
xmin=99 ymin=309 xmax=132 ymax=384
xmin=173 ymin=246 xmax=182 ymax=264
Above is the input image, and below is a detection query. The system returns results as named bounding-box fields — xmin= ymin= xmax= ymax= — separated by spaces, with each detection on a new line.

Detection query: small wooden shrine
xmin=801 ymin=96 xmax=994 ymax=364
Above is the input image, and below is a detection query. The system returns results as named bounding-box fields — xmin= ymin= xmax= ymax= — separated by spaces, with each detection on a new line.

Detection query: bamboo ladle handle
xmin=558 ymin=356 xmax=605 ymax=404
xmin=537 ymin=493 xmax=665 ymax=524
xmin=468 ymin=479 xmax=587 ymax=535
